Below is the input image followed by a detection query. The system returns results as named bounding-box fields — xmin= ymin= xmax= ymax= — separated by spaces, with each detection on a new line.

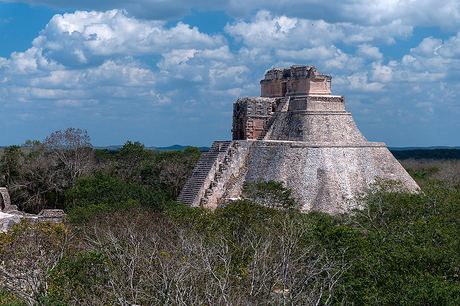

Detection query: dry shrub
xmin=399 ymin=158 xmax=460 ymax=188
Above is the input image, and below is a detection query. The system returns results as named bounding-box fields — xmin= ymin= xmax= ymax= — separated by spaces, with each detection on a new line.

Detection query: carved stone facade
xmin=232 ymin=97 xmax=279 ymax=140
xmin=178 ymin=65 xmax=419 ymax=214
xmin=261 ymin=65 xmax=331 ymax=97
xmin=234 ymin=66 xmax=342 ymax=141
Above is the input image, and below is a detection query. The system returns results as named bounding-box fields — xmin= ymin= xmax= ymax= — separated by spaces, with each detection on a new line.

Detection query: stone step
xmin=177 ymin=141 xmax=233 ymax=206
xmin=257 ymin=98 xmax=288 ymax=140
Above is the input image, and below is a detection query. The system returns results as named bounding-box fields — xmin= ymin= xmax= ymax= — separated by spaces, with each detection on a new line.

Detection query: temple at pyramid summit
xmin=178 ymin=66 xmax=419 ymax=214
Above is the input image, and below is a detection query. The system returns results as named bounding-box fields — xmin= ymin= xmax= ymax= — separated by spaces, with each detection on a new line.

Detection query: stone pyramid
xmin=178 ymin=66 xmax=419 ymax=214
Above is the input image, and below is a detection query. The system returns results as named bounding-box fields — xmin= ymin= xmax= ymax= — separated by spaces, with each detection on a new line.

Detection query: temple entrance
xmin=281 ymin=82 xmax=287 ymax=96
xmin=0 ymin=193 xmax=4 ymax=211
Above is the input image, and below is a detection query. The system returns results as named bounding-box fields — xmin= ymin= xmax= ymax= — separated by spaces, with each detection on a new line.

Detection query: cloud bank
xmin=5 ymin=0 xmax=460 ymax=28
xmin=1 ymin=3 xmax=460 ymax=146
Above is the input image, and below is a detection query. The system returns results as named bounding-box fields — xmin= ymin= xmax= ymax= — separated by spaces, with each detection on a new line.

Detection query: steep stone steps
xmin=257 ymin=97 xmax=289 ymax=140
xmin=177 ymin=141 xmax=232 ymax=206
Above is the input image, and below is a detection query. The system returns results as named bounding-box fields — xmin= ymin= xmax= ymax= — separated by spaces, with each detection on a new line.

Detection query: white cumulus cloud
xmin=32 ymin=10 xmax=226 ymax=67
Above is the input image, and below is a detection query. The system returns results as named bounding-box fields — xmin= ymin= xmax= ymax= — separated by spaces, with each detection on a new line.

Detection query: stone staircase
xmin=177 ymin=141 xmax=232 ymax=206
xmin=257 ymin=97 xmax=289 ymax=140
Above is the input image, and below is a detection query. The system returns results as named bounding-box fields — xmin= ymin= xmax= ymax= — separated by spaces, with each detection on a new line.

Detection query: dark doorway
xmin=0 ymin=194 xmax=4 ymax=211
xmin=281 ymin=82 xmax=287 ymax=96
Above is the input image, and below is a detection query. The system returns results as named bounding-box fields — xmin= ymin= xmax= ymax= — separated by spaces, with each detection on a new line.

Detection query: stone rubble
xmin=0 ymin=187 xmax=65 ymax=232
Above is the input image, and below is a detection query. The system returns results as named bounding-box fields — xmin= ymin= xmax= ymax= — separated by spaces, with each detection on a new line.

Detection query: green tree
xmin=65 ymin=172 xmax=165 ymax=224
xmin=114 ymin=141 xmax=155 ymax=182
xmin=242 ymin=180 xmax=299 ymax=211
xmin=140 ymin=148 xmax=201 ymax=201
xmin=0 ymin=145 xmax=23 ymax=187
xmin=42 ymin=128 xmax=95 ymax=189
xmin=47 ymin=251 xmax=111 ymax=305
xmin=340 ymin=179 xmax=460 ymax=305
xmin=7 ymin=140 xmax=63 ymax=212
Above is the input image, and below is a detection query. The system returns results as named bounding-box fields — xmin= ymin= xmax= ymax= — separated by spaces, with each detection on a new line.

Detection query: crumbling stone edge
xmin=0 ymin=187 xmax=65 ymax=232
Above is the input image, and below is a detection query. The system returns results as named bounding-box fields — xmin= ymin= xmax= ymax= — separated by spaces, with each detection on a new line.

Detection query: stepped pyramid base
xmin=178 ymin=140 xmax=419 ymax=214
xmin=178 ymin=65 xmax=419 ymax=214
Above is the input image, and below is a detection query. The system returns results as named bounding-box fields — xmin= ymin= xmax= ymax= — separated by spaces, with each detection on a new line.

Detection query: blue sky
xmin=0 ymin=0 xmax=459 ymax=147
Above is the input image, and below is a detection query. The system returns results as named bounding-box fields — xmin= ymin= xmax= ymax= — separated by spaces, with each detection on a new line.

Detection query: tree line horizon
xmin=0 ymin=127 xmax=459 ymax=305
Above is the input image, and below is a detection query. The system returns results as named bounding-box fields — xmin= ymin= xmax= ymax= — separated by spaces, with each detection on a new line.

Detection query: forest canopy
xmin=0 ymin=129 xmax=459 ymax=305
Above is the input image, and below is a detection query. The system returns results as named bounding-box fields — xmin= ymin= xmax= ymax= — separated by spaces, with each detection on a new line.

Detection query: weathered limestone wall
xmin=286 ymin=78 xmax=331 ymax=96
xmin=261 ymin=82 xmax=286 ymax=98
xmin=182 ymin=139 xmax=418 ymax=213
xmin=288 ymin=95 xmax=345 ymax=111
xmin=267 ymin=111 xmax=368 ymax=143
xmin=240 ymin=141 xmax=418 ymax=213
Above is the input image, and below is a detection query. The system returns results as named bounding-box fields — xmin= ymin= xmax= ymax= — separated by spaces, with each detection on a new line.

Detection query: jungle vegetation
xmin=0 ymin=128 xmax=459 ymax=305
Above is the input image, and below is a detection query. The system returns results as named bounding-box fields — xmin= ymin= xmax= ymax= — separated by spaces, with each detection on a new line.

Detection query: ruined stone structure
xmin=0 ymin=187 xmax=65 ymax=232
xmin=0 ymin=187 xmax=11 ymax=210
xmin=178 ymin=66 xmax=419 ymax=214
